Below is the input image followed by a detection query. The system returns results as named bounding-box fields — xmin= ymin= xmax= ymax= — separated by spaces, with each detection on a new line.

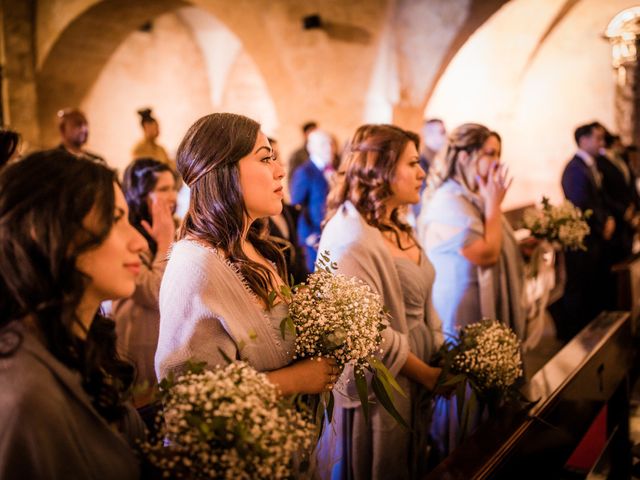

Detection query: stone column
xmin=608 ymin=26 xmax=640 ymax=146
xmin=1 ymin=0 xmax=40 ymax=147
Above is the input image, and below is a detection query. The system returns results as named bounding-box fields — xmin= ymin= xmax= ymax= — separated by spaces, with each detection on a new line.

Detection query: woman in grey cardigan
xmin=155 ymin=113 xmax=337 ymax=397
xmin=0 ymin=151 xmax=148 ymax=479
xmin=316 ymin=124 xmax=444 ymax=480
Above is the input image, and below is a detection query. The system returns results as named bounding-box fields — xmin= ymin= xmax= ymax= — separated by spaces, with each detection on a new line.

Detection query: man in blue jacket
xmin=290 ymin=129 xmax=333 ymax=272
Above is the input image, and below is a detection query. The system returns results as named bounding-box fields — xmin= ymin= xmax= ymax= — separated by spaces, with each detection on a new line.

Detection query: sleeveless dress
xmin=394 ymin=254 xmax=441 ymax=477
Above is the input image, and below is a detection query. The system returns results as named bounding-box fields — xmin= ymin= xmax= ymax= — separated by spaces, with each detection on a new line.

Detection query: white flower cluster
xmin=288 ymin=268 xmax=386 ymax=375
xmin=522 ymin=197 xmax=590 ymax=250
xmin=452 ymin=320 xmax=523 ymax=393
xmin=143 ymin=362 xmax=315 ymax=479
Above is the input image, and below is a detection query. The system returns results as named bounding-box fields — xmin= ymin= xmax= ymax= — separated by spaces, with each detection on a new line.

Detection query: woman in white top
xmin=155 ymin=113 xmax=337 ymax=397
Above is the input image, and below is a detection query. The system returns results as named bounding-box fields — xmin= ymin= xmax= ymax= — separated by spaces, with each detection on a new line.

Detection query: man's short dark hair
xmin=574 ymin=122 xmax=603 ymax=146
xmin=424 ymin=118 xmax=443 ymax=126
xmin=302 ymin=121 xmax=317 ymax=134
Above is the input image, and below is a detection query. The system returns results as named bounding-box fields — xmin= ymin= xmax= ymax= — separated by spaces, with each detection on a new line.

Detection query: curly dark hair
xmin=176 ymin=113 xmax=287 ymax=304
xmin=324 ymin=124 xmax=420 ymax=248
xmin=122 ymin=157 xmax=177 ymax=255
xmin=0 ymin=150 xmax=134 ymax=423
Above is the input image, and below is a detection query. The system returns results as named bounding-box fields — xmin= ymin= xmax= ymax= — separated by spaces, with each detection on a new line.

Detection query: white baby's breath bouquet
xmin=522 ymin=197 xmax=591 ymax=251
xmin=277 ymin=252 xmax=406 ymax=427
xmin=143 ymin=361 xmax=315 ymax=479
xmin=433 ymin=319 xmax=525 ymax=440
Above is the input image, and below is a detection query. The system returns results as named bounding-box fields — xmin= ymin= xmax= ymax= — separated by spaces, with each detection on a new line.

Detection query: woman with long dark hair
xmin=113 ymin=157 xmax=177 ymax=407
xmin=317 ymin=124 xmax=443 ymax=479
xmin=155 ymin=113 xmax=337 ymax=396
xmin=0 ymin=150 xmax=147 ymax=478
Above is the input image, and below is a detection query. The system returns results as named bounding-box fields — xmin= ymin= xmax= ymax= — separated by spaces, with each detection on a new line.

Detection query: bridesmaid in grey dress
xmin=317 ymin=124 xmax=443 ymax=480
xmin=416 ymin=123 xmax=525 ymax=457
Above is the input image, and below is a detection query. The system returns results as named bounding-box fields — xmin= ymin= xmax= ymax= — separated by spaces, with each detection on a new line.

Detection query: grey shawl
xmin=155 ymin=239 xmax=292 ymax=380
xmin=316 ymin=201 xmax=443 ymax=480
xmin=0 ymin=322 xmax=142 ymax=480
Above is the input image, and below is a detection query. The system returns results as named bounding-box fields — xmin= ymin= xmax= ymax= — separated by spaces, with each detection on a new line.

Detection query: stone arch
xmin=425 ymin=0 xmax=638 ymax=207
xmin=36 ymin=0 xmax=287 ymax=149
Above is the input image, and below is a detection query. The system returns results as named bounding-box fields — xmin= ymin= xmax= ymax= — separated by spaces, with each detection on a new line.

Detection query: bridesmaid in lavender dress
xmin=417 ymin=123 xmax=525 ymax=458
xmin=317 ymin=124 xmax=443 ymax=480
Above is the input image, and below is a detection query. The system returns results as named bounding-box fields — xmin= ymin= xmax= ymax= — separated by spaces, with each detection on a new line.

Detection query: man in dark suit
xmin=290 ymin=129 xmax=332 ymax=272
xmin=554 ymin=122 xmax=614 ymax=342
xmin=597 ymin=129 xmax=639 ymax=265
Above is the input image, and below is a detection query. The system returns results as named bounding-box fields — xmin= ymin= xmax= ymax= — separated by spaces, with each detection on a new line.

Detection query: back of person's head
xmin=302 ymin=121 xmax=317 ymax=136
xmin=122 ymin=157 xmax=176 ymax=249
xmin=422 ymin=118 xmax=446 ymax=152
xmin=137 ymin=108 xmax=156 ymax=126
xmin=0 ymin=150 xmax=133 ymax=421
xmin=0 ymin=128 xmax=20 ymax=168
xmin=176 ymin=112 xmax=285 ymax=301
xmin=57 ymin=108 xmax=88 ymax=132
xmin=325 ymin=123 xmax=419 ymax=231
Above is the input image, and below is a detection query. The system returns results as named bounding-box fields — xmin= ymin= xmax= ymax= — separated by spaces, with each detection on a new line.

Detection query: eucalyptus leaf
xmin=327 ymin=391 xmax=335 ymax=424
xmin=369 ymin=357 xmax=406 ymax=398
xmin=217 ymin=347 xmax=233 ymax=365
xmin=371 ymin=375 xmax=408 ymax=428
xmin=355 ymin=372 xmax=370 ymax=423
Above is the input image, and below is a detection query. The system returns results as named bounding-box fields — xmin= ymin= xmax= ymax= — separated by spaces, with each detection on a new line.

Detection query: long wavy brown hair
xmin=324 ymin=124 xmax=420 ymax=247
xmin=177 ymin=113 xmax=286 ymax=305
xmin=0 ymin=151 xmax=134 ymax=423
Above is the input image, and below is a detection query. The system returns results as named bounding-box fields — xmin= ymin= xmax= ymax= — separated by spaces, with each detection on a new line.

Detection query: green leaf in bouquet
xmin=441 ymin=373 xmax=466 ymax=387
xmin=467 ymin=389 xmax=480 ymax=431
xmin=368 ymin=357 xmax=406 ymax=398
xmin=371 ymin=374 xmax=408 ymax=428
xmin=279 ymin=316 xmax=296 ymax=340
xmin=322 ymin=390 xmax=335 ymax=424
xmin=355 ymin=370 xmax=370 ymax=423
xmin=280 ymin=284 xmax=292 ymax=299
xmin=455 ymin=378 xmax=466 ymax=422
xmin=459 ymin=386 xmax=471 ymax=437
xmin=267 ymin=289 xmax=277 ymax=309
xmin=184 ymin=359 xmax=209 ymax=374
xmin=217 ymin=347 xmax=233 ymax=365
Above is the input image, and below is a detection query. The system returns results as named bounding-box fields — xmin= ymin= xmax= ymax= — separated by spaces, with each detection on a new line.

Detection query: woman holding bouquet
xmin=0 ymin=151 xmax=148 ymax=478
xmin=155 ymin=113 xmax=337 ymax=396
xmin=317 ymin=124 xmax=444 ymax=479
xmin=416 ymin=123 xmax=525 ymax=455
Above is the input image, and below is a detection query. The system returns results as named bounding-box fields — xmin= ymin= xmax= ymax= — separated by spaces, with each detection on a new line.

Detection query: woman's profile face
xmin=146 ymin=171 xmax=177 ymax=214
xmin=475 ymin=134 xmax=501 ymax=181
xmin=388 ymin=141 xmax=425 ymax=207
xmin=238 ymin=132 xmax=285 ymax=221
xmin=76 ymin=184 xmax=146 ymax=305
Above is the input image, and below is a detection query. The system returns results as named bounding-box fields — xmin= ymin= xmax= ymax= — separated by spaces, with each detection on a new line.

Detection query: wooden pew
xmin=612 ymin=251 xmax=640 ymax=336
xmin=424 ymin=311 xmax=634 ymax=479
